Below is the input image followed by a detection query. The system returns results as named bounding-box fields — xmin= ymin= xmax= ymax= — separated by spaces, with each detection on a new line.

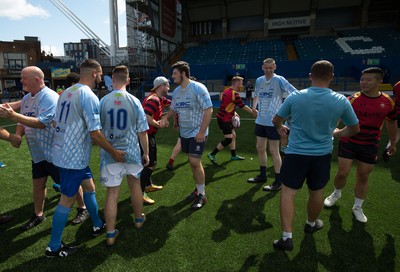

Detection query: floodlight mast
xmin=49 ymin=0 xmax=120 ymax=65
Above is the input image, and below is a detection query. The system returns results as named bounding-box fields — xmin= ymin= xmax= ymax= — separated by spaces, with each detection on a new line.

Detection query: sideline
xmin=0 ymin=123 xmax=17 ymax=128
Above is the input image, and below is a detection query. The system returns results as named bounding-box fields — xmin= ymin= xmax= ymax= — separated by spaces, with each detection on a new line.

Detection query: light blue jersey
xmin=52 ymin=83 xmax=101 ymax=170
xmin=254 ymin=74 xmax=296 ymax=126
xmin=99 ymin=89 xmax=149 ymax=167
xmin=277 ymin=87 xmax=358 ymax=156
xmin=20 ymin=86 xmax=58 ymax=163
xmin=170 ymin=81 xmax=213 ymax=138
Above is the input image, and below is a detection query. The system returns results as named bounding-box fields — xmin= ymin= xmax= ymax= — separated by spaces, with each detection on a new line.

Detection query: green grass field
xmin=0 ymin=109 xmax=399 ymax=272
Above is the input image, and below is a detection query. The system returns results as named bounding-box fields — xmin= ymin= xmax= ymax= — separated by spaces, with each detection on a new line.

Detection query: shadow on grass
xmin=84 ymin=197 xmax=194 ymax=260
xmin=151 ymin=160 xmax=189 ymax=187
xmin=317 ymin=206 xmax=396 ymax=272
xmin=0 ymin=195 xmax=59 ymax=265
xmin=257 ymin=235 xmax=318 ymax=272
xmin=237 ymin=206 xmax=396 ymax=272
xmin=212 ymin=184 xmax=274 ymax=242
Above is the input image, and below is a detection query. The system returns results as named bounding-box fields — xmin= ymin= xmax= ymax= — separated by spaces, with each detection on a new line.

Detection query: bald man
xmin=0 ymin=66 xmax=59 ymax=231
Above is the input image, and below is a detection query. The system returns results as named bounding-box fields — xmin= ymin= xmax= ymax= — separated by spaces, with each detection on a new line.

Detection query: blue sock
xmin=260 ymin=166 xmax=267 ymax=178
xmin=48 ymin=204 xmax=71 ymax=251
xmin=84 ymin=191 xmax=103 ymax=228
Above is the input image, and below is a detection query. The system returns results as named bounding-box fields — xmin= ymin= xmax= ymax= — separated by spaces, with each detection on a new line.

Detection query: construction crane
xmin=49 ymin=0 xmax=119 ymax=65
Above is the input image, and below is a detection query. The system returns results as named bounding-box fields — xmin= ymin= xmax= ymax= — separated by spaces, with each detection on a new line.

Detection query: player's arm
xmin=1 ymin=101 xmax=21 ymax=111
xmin=272 ymin=114 xmax=289 ymax=136
xmin=146 ymin=114 xmax=161 ymax=129
xmin=138 ymin=131 xmax=149 ymax=167
xmin=195 ymin=107 xmax=213 ymax=143
xmin=160 ymin=109 xmax=175 ymax=127
xmin=252 ymin=96 xmax=259 ymax=111
xmin=385 ymin=119 xmax=397 ymax=155
xmin=241 ymin=105 xmax=257 ymax=117
xmin=0 ymin=127 xmax=22 ymax=148
xmin=90 ymin=130 xmax=126 ymax=162
xmin=0 ymin=103 xmax=45 ymax=129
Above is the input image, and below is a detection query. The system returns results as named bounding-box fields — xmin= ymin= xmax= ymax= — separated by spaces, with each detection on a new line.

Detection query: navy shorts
xmin=217 ymin=118 xmax=233 ymax=135
xmin=337 ymin=140 xmax=378 ymax=164
xmin=180 ymin=136 xmax=207 ymax=158
xmin=280 ymin=154 xmax=332 ymax=191
xmin=32 ymin=160 xmax=60 ymax=184
xmin=58 ymin=166 xmax=93 ymax=197
xmin=254 ymin=124 xmax=280 ymax=140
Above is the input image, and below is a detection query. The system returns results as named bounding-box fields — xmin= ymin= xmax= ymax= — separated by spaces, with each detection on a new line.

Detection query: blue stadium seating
xmin=181 ymin=38 xmax=287 ymax=65
xmin=294 ymin=27 xmax=400 ymax=60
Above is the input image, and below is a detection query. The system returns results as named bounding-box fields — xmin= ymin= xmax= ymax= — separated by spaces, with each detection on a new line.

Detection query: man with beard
xmin=161 ymin=61 xmax=213 ymax=210
xmin=140 ymin=76 xmax=171 ymax=205
xmin=45 ymin=59 xmax=125 ymax=258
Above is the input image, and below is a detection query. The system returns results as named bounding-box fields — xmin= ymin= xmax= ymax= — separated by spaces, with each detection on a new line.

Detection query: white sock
xmin=282 ymin=231 xmax=292 ymax=240
xmin=306 ymin=220 xmax=315 ymax=227
xmin=334 ymin=187 xmax=342 ymax=196
xmin=196 ymin=184 xmax=205 ymax=195
xmin=354 ymin=197 xmax=364 ymax=208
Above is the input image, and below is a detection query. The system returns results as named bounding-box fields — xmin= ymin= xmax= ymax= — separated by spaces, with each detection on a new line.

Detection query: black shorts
xmin=397 ymin=114 xmax=400 ymax=128
xmin=217 ymin=118 xmax=233 ymax=135
xmin=32 ymin=160 xmax=60 ymax=184
xmin=337 ymin=140 xmax=378 ymax=164
xmin=280 ymin=154 xmax=332 ymax=191
xmin=180 ymin=136 xmax=207 ymax=158
xmin=254 ymin=124 xmax=280 ymax=140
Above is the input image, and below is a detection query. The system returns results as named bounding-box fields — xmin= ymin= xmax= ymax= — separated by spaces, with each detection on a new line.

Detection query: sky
xmin=0 ymin=0 xmax=127 ymax=56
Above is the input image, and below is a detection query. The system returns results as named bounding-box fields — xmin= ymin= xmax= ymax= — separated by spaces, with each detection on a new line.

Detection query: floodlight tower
xmin=109 ymin=0 xmax=119 ymax=66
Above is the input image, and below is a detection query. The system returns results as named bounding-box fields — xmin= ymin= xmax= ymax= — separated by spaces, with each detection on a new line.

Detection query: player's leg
xmin=188 ymin=138 xmax=208 ymax=210
xmin=166 ymin=137 xmax=182 ymax=170
xmin=46 ymin=168 xmax=82 ymax=256
xmin=352 ymin=160 xmax=374 ymax=223
xmin=80 ymin=167 xmax=104 ymax=232
xmin=71 ymin=186 xmax=89 ymax=225
xmin=21 ymin=161 xmax=49 ymax=230
xmin=208 ymin=119 xmax=233 ymax=163
xmin=247 ymin=135 xmax=267 ymax=183
xmin=127 ymin=174 xmax=145 ymax=228
xmin=263 ymin=139 xmax=282 ymax=191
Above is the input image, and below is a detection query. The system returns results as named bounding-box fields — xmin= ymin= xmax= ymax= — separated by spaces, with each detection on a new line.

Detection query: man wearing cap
xmin=140 ymin=76 xmax=171 ymax=204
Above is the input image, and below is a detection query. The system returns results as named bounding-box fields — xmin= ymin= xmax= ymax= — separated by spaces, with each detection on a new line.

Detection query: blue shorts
xmin=58 ymin=166 xmax=93 ymax=197
xmin=180 ymin=136 xmax=207 ymax=158
xmin=254 ymin=124 xmax=280 ymax=140
xmin=280 ymin=154 xmax=332 ymax=191
xmin=32 ymin=160 xmax=60 ymax=184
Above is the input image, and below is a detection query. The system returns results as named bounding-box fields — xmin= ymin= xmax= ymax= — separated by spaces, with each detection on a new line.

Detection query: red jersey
xmin=216 ymin=87 xmax=245 ymax=122
xmin=341 ymin=91 xmax=396 ymax=145
xmin=392 ymin=81 xmax=400 ymax=115
xmin=142 ymin=93 xmax=171 ymax=135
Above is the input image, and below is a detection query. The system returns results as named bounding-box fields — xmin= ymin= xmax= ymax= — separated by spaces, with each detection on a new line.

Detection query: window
xmin=3 ymin=53 xmax=27 ymax=69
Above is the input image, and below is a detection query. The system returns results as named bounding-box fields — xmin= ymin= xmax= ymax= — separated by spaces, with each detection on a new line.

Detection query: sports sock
xmin=306 ymin=220 xmax=315 ymax=227
xmin=282 ymin=231 xmax=292 ymax=241
xmin=274 ymin=173 xmax=281 ymax=184
xmin=334 ymin=187 xmax=342 ymax=196
xmin=84 ymin=191 xmax=103 ymax=228
xmin=211 ymin=148 xmax=219 ymax=156
xmin=260 ymin=166 xmax=267 ymax=178
xmin=196 ymin=184 xmax=205 ymax=195
xmin=48 ymin=204 xmax=71 ymax=251
xmin=231 ymin=149 xmax=237 ymax=157
xmin=354 ymin=197 xmax=364 ymax=208
xmin=168 ymin=158 xmax=174 ymax=166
